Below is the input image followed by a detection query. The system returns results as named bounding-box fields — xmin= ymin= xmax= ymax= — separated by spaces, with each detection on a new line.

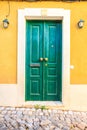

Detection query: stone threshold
xmin=22 ymin=101 xmax=64 ymax=109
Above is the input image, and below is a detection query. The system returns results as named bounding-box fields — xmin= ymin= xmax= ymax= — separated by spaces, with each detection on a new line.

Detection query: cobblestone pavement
xmin=0 ymin=107 xmax=87 ymax=130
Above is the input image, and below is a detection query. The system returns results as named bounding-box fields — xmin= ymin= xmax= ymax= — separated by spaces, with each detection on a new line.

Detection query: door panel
xmin=26 ymin=21 xmax=43 ymax=100
xmin=26 ymin=20 xmax=62 ymax=101
xmin=44 ymin=21 xmax=62 ymax=100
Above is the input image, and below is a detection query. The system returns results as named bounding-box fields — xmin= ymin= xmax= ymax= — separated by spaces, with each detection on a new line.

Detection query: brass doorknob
xmin=40 ymin=58 xmax=43 ymax=61
xmin=44 ymin=58 xmax=48 ymax=61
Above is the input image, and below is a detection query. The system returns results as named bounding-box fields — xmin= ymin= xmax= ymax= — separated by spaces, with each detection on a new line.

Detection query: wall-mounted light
xmin=78 ymin=19 xmax=84 ymax=28
xmin=3 ymin=19 xmax=9 ymax=28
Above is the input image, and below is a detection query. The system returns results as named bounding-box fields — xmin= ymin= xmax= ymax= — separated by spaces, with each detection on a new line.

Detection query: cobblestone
xmin=0 ymin=107 xmax=87 ymax=130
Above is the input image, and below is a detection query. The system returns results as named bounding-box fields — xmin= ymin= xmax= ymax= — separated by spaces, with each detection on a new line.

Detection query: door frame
xmin=18 ymin=8 xmax=70 ymax=106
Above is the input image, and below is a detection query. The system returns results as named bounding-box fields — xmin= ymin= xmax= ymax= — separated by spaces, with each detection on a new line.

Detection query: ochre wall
xmin=0 ymin=1 xmax=87 ymax=84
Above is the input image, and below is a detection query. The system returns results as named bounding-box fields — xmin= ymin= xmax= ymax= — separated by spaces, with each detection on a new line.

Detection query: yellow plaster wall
xmin=0 ymin=1 xmax=87 ymax=84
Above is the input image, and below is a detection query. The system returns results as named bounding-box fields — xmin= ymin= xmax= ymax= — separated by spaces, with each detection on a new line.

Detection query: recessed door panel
xmin=26 ymin=21 xmax=43 ymax=100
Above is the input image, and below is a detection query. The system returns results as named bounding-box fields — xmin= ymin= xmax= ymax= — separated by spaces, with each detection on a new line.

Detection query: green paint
xmin=25 ymin=20 xmax=62 ymax=101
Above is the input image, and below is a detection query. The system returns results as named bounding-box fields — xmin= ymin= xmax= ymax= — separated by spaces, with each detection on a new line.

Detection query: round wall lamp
xmin=3 ymin=19 xmax=9 ymax=28
xmin=78 ymin=19 xmax=84 ymax=28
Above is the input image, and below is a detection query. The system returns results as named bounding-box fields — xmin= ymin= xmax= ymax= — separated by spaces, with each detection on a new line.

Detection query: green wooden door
xmin=26 ymin=20 xmax=62 ymax=101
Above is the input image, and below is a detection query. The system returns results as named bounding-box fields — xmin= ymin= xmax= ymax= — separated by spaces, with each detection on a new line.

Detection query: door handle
xmin=44 ymin=58 xmax=48 ymax=61
xmin=40 ymin=58 xmax=44 ymax=61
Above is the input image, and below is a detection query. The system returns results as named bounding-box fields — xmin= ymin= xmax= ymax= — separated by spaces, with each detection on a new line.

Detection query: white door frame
xmin=18 ymin=8 xmax=70 ymax=106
